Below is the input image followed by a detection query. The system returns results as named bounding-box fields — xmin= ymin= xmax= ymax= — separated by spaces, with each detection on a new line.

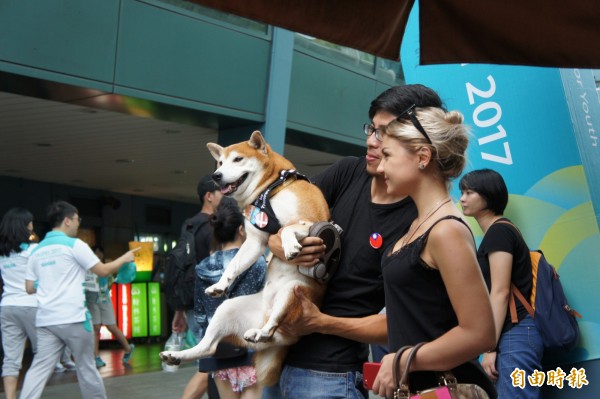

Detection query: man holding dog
xmin=264 ymin=85 xmax=445 ymax=399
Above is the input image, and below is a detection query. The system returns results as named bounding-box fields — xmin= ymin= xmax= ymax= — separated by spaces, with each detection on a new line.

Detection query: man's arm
xmin=90 ymin=248 xmax=139 ymax=277
xmin=280 ymin=286 xmax=388 ymax=344
xmin=172 ymin=310 xmax=187 ymax=332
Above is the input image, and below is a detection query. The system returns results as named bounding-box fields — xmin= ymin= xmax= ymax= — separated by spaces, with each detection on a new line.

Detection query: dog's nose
xmin=212 ymin=172 xmax=222 ymax=183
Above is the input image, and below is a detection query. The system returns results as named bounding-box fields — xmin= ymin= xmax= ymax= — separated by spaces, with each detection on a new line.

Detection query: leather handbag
xmin=393 ymin=343 xmax=490 ymax=399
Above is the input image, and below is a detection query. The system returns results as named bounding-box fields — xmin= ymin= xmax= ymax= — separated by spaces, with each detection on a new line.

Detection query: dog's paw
xmin=283 ymin=242 xmax=303 ymax=260
xmin=159 ymin=351 xmax=182 ymax=366
xmin=243 ymin=328 xmax=273 ymax=343
xmin=205 ymin=283 xmax=226 ymax=298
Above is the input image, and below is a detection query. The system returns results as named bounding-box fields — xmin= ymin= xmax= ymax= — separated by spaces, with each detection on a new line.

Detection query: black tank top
xmin=382 ymin=215 xmax=496 ymax=398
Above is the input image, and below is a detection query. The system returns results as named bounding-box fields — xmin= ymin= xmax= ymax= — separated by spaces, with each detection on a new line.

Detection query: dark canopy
xmin=186 ymin=0 xmax=600 ymax=68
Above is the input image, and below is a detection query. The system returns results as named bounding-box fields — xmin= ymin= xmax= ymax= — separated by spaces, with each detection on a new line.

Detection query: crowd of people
xmin=0 ymin=83 xmax=544 ymax=399
xmin=0 ymin=202 xmax=138 ymax=399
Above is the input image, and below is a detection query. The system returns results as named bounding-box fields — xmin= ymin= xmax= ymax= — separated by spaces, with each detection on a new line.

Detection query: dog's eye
xmin=218 ymin=161 xmax=223 ymax=166
xmin=233 ymin=157 xmax=243 ymax=162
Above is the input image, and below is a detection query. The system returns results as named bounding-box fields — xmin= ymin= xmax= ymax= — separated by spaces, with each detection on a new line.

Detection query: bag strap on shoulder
xmin=184 ymin=214 xmax=209 ymax=236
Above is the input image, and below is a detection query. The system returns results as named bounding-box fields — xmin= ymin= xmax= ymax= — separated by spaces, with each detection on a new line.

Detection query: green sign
xmin=148 ymin=282 xmax=162 ymax=337
xmin=131 ymin=283 xmax=148 ymax=337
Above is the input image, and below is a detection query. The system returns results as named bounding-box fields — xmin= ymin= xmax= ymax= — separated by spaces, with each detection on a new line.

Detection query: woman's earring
xmin=418 ymin=163 xmax=425 ymax=170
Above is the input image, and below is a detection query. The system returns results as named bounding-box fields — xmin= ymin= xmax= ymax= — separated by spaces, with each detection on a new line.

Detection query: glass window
xmin=376 ymin=58 xmax=405 ymax=85
xmin=294 ymin=33 xmax=405 ymax=85
xmin=295 ymin=34 xmax=375 ymax=74
xmin=157 ymin=0 xmax=268 ymax=34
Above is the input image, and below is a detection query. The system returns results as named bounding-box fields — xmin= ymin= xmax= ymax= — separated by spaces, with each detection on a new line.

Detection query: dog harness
xmin=243 ymin=169 xmax=310 ymax=234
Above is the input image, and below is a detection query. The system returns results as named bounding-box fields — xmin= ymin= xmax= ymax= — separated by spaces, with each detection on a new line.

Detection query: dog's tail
xmin=255 ymin=346 xmax=289 ymax=387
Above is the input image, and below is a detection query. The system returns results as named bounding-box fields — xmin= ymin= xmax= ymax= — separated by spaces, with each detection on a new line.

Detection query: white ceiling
xmin=0 ymin=91 xmax=343 ymax=204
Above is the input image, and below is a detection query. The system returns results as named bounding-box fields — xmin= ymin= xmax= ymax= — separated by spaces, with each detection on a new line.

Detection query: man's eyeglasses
xmin=397 ymin=104 xmax=432 ymax=144
xmin=363 ymin=123 xmax=384 ymax=141
xmin=70 ymin=216 xmax=82 ymax=224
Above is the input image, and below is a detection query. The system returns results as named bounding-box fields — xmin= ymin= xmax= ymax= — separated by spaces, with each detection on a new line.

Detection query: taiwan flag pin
xmin=369 ymin=233 xmax=383 ymax=249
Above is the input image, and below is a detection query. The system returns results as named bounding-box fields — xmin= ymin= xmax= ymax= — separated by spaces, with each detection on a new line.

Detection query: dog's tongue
xmin=221 ymin=184 xmax=235 ymax=195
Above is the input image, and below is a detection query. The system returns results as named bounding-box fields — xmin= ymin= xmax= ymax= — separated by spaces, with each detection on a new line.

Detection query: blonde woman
xmin=372 ymin=105 xmax=496 ymax=398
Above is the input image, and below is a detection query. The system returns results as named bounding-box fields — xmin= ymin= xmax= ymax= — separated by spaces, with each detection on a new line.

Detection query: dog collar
xmin=243 ymin=170 xmax=310 ymax=234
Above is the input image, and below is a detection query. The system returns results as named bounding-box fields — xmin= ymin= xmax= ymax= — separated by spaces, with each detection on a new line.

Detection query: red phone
xmin=363 ymin=362 xmax=381 ymax=390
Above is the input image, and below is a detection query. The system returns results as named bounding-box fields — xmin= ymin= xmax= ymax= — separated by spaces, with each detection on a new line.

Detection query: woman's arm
xmin=480 ymin=251 xmax=512 ymax=380
xmin=487 ymin=251 xmax=512 ymax=342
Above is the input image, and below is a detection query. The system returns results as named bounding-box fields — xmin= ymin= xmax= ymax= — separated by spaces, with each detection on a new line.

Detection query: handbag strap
xmin=394 ymin=343 xmax=461 ymax=398
xmin=393 ymin=343 xmax=426 ymax=398
xmin=494 ymin=220 xmax=535 ymax=322
xmin=393 ymin=345 xmax=414 ymax=395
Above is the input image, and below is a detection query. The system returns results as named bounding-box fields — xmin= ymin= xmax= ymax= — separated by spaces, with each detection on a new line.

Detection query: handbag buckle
xmin=438 ymin=371 xmax=458 ymax=387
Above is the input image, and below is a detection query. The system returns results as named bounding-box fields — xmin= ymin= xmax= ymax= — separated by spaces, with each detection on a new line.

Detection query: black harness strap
xmin=243 ymin=169 xmax=310 ymax=234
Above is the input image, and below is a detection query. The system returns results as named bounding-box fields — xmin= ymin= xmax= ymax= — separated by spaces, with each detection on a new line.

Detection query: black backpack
xmin=164 ymin=216 xmax=208 ymax=310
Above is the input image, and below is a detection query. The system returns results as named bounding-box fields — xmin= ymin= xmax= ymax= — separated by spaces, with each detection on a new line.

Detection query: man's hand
xmin=121 ymin=247 xmax=141 ymax=264
xmin=268 ymin=233 xmax=326 ymax=268
xmin=278 ymin=286 xmax=324 ymax=336
xmin=172 ymin=310 xmax=187 ymax=333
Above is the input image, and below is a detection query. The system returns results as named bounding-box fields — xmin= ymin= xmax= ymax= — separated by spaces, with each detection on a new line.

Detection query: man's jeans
xmin=262 ymin=365 xmax=366 ymax=399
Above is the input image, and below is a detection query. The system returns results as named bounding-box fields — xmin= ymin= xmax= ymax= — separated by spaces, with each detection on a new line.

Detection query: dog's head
xmin=207 ymin=131 xmax=283 ymax=206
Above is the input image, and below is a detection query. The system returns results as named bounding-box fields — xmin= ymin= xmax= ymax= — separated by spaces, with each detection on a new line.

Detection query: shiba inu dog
xmin=160 ymin=131 xmax=338 ymax=386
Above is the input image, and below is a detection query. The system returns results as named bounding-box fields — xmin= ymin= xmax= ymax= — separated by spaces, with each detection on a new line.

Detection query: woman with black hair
xmin=0 ymin=208 xmax=38 ymax=399
xmin=460 ymin=168 xmax=543 ymax=399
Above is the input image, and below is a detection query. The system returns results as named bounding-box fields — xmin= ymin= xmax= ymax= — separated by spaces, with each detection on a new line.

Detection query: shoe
xmin=54 ymin=362 xmax=66 ymax=373
xmin=122 ymin=343 xmax=135 ymax=364
xmin=95 ymin=356 xmax=106 ymax=368
xmin=63 ymin=360 xmax=77 ymax=371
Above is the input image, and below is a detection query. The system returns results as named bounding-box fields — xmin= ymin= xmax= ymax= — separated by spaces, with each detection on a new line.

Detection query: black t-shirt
xmin=285 ymin=156 xmax=417 ymax=372
xmin=477 ymin=218 xmax=532 ymax=332
xmin=382 ymin=216 xmax=496 ymax=398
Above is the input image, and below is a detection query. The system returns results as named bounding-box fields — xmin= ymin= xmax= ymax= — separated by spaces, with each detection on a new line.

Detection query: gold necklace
xmin=401 ymin=197 xmax=451 ymax=247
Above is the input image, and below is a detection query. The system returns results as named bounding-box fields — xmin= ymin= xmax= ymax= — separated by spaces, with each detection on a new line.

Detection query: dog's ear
xmin=207 ymin=142 xmax=223 ymax=161
xmin=248 ymin=131 xmax=268 ymax=155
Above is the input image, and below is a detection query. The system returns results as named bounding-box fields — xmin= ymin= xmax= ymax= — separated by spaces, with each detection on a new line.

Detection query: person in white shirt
xmin=20 ymin=201 xmax=139 ymax=399
xmin=0 ymin=208 xmax=38 ymax=399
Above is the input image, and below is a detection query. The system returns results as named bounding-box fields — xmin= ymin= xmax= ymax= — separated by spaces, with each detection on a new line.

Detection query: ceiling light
xmin=172 ymin=170 xmax=187 ymax=174
xmin=115 ymin=159 xmax=135 ymax=164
